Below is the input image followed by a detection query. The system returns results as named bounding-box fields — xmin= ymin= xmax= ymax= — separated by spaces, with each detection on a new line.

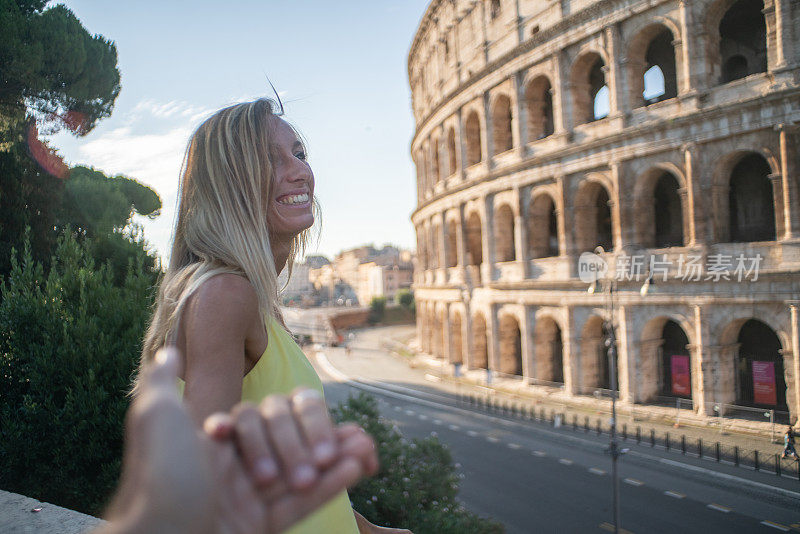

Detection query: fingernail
xmin=314 ymin=442 xmax=335 ymax=463
xmin=293 ymin=464 xmax=316 ymax=486
xmin=255 ymin=458 xmax=278 ymax=481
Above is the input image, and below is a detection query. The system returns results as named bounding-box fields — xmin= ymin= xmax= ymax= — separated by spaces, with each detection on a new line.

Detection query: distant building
xmin=310 ymin=244 xmax=415 ymax=305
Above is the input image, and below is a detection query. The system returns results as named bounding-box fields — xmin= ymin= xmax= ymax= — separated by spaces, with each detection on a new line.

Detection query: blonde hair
xmin=135 ymin=98 xmax=311 ymax=393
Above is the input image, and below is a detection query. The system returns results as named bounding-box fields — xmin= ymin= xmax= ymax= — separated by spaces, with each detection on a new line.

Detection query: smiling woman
xmin=134 ymin=98 xmax=410 ymax=534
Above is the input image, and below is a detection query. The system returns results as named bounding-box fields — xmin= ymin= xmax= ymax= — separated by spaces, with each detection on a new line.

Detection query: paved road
xmin=309 ymin=327 xmax=800 ymax=534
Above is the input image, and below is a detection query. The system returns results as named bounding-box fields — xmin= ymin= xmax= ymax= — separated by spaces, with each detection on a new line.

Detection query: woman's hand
xmin=205 ymin=387 xmax=380 ymax=533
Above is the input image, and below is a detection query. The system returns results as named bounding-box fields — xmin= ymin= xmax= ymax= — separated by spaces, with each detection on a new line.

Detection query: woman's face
xmin=267 ymin=117 xmax=315 ymax=239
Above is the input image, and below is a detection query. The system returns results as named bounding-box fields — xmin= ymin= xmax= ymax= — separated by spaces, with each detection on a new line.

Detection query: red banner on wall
xmin=670 ymin=355 xmax=691 ymax=396
xmin=752 ymin=361 xmax=777 ymax=406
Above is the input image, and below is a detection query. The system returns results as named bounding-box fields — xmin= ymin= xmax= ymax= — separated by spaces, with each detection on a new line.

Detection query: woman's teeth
xmin=278 ymin=193 xmax=309 ymax=205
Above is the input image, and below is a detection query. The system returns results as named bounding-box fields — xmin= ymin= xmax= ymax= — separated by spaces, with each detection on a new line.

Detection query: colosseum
xmin=408 ymin=0 xmax=800 ymax=425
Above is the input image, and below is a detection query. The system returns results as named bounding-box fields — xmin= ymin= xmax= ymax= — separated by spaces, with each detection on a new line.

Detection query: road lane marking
xmin=393 ymin=406 xmax=401 ymax=411
xmin=466 ymin=430 xmax=479 ymax=437
xmin=589 ymin=467 xmax=606 ymax=475
xmin=707 ymin=504 xmax=731 ymax=513
xmin=433 ymin=419 xmax=442 ymax=425
xmin=449 ymin=424 xmax=460 ymax=431
xmin=404 ymin=409 xmax=415 ymax=416
xmin=664 ymin=491 xmax=685 ymax=499
xmin=760 ymin=520 xmax=790 ymax=531
xmin=532 ymin=450 xmax=546 ymax=457
xmin=599 ymin=522 xmax=633 ymax=534
xmin=624 ymin=478 xmax=643 ymax=487
xmin=508 ymin=443 xmax=521 ymax=450
xmin=559 ymin=458 xmax=573 ymax=465
xmin=418 ymin=414 xmax=428 ymax=420
xmin=487 ymin=436 xmax=500 ymax=443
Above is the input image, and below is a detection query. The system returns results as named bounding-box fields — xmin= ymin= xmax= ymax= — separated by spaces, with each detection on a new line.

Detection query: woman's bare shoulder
xmin=184 ymin=273 xmax=259 ymax=329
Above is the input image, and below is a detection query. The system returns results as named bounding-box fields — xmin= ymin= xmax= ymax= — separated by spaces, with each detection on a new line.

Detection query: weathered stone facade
xmin=408 ymin=0 xmax=800 ymax=423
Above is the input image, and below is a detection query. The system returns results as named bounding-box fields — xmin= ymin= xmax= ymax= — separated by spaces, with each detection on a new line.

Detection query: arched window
xmin=431 ymin=138 xmax=441 ymax=184
xmin=465 ymin=111 xmax=482 ymax=166
xmin=492 ymin=95 xmax=513 ymax=154
xmin=524 ymin=76 xmax=554 ymax=141
xmin=644 ymin=30 xmax=677 ymax=103
xmin=659 ymin=320 xmax=691 ymax=398
xmin=472 ymin=314 xmax=488 ymax=369
xmin=729 ymin=154 xmax=775 ymax=242
xmin=575 ymin=181 xmax=614 ymax=252
xmin=528 ymin=194 xmax=559 ymax=258
xmin=596 ymin=188 xmax=612 ymax=250
xmin=653 ymin=173 xmax=684 ymax=248
xmin=465 ymin=212 xmax=483 ymax=267
xmin=571 ymin=53 xmax=608 ymax=125
xmin=446 ymin=127 xmax=457 ymax=176
xmin=494 ymin=204 xmax=516 ymax=262
xmin=499 ymin=315 xmax=522 ymax=376
xmin=736 ymin=320 xmax=786 ymax=410
xmin=534 ymin=318 xmax=564 ymax=384
xmin=445 ymin=219 xmax=458 ymax=268
xmin=719 ymin=0 xmax=767 ymax=84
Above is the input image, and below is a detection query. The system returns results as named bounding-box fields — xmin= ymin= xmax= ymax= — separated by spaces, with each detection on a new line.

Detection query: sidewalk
xmin=347 ymin=325 xmax=798 ymax=474
xmin=0 ymin=490 xmax=102 ymax=534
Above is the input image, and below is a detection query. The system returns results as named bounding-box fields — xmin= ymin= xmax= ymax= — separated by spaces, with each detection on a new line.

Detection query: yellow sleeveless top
xmin=178 ymin=318 xmax=359 ymax=534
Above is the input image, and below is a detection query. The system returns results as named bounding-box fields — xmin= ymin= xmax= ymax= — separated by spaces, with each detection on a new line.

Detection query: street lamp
xmin=589 ymin=246 xmax=623 ymax=534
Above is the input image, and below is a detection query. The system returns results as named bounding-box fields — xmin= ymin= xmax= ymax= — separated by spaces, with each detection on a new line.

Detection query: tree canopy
xmin=0 ymin=0 xmax=121 ymax=136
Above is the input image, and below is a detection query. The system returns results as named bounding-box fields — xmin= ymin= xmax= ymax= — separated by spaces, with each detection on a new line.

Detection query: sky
xmin=49 ymin=1 xmax=431 ymax=262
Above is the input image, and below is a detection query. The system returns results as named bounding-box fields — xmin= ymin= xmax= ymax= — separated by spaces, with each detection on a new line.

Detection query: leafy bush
xmin=368 ymin=296 xmax=387 ymax=324
xmin=395 ymin=288 xmax=414 ymax=310
xmin=332 ymin=393 xmax=505 ymax=534
xmin=0 ymin=231 xmax=155 ymax=515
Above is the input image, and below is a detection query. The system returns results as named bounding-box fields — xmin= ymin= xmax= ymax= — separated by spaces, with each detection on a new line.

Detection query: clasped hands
xmin=100 ymin=348 xmax=379 ymax=534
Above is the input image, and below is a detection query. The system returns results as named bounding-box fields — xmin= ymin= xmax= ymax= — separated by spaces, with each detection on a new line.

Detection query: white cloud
xmin=63 ymin=98 xmax=219 ymax=262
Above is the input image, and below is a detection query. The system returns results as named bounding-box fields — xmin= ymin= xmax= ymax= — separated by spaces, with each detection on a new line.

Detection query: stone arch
xmin=420 ymin=141 xmax=430 ymax=192
xmin=494 ymin=203 xmax=516 ymax=262
xmin=639 ymin=316 xmax=693 ymax=402
xmin=491 ymin=94 xmax=513 ymax=154
xmin=465 ymin=210 xmax=483 ymax=267
xmin=633 ymin=166 xmax=686 ymax=248
xmin=712 ymin=150 xmax=783 ymax=243
xmin=721 ymin=318 xmax=787 ymax=410
xmin=626 ymin=23 xmax=678 ymax=107
xmin=446 ymin=126 xmax=457 ymax=176
xmin=465 ymin=110 xmax=483 ymax=166
xmin=704 ymin=0 xmax=767 ymax=85
xmin=528 ymin=191 xmax=559 ymax=258
xmin=574 ymin=178 xmax=614 ymax=252
xmin=472 ymin=312 xmax=489 ymax=369
xmin=570 ymin=51 xmax=609 ymax=125
xmin=444 ymin=216 xmax=459 ymax=268
xmin=729 ymin=153 xmax=775 ymax=242
xmin=524 ymin=75 xmax=554 ymax=141
xmin=533 ymin=316 xmax=564 ymax=384
xmin=431 ymin=135 xmax=441 ymax=184
xmin=498 ymin=313 xmax=523 ymax=376
xmin=416 ymin=227 xmax=428 ymax=270
xmin=579 ymin=315 xmax=614 ymax=391
xmin=450 ymin=309 xmax=464 ymax=364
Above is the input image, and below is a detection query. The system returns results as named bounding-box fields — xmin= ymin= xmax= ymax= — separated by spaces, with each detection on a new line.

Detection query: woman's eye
xmin=294 ymin=151 xmax=307 ymax=161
